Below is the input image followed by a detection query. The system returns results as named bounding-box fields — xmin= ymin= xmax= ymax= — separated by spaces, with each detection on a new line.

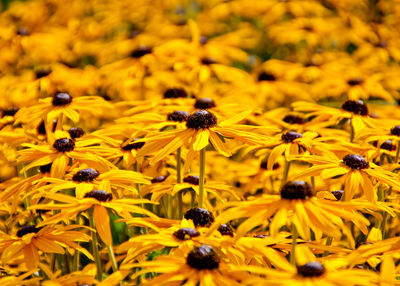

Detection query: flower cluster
xmin=0 ymin=0 xmax=400 ymax=285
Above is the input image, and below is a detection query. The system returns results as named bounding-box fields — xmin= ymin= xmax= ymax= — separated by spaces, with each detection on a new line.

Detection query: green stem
xmin=177 ymin=148 xmax=183 ymax=219
xmin=63 ymin=253 xmax=71 ymax=274
xmin=198 ymin=148 xmax=206 ymax=208
xmin=290 ymin=224 xmax=298 ymax=265
xmin=350 ymin=120 xmax=355 ymax=142
xmin=395 ymin=141 xmax=400 ymax=163
xmin=281 ymin=160 xmax=291 ymax=188
xmin=324 ymin=237 xmax=333 ymax=256
xmin=107 ymin=245 xmax=119 ymax=273
xmin=89 ymin=208 xmax=103 ymax=281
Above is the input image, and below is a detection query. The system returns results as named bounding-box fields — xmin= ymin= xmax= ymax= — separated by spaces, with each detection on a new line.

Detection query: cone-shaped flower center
xmin=186 ymin=245 xmax=220 ymax=270
xmin=258 ymin=71 xmax=276 ymax=81
xmin=73 ymin=168 xmax=100 ymax=182
xmin=151 ymin=175 xmax=167 ymax=183
xmin=84 ymin=190 xmax=112 ymax=202
xmin=173 ymin=228 xmax=200 ymax=240
xmin=390 ymin=125 xmax=400 ymax=136
xmin=372 ymin=140 xmax=396 ymax=151
xmin=194 ymin=98 xmax=216 ymax=109
xmin=186 ymin=110 xmax=217 ymax=129
xmin=184 ymin=208 xmax=215 ymax=227
xmin=183 ymin=175 xmax=201 ymax=185
xmin=52 ymin=93 xmax=72 ymax=106
xmin=121 ymin=139 xmax=145 ymax=151
xmin=201 ymin=57 xmax=216 ymax=65
xmin=130 ymin=46 xmax=152 ymax=58
xmin=218 ymin=224 xmax=234 ymax=237
xmin=16 ymin=225 xmax=43 ymax=237
xmin=342 ymin=100 xmax=368 ymax=116
xmin=331 ymin=190 xmax=344 ymax=200
xmin=35 ymin=68 xmax=52 ymax=79
xmin=39 ymin=163 xmax=52 ymax=174
xmin=68 ymin=127 xmax=85 ymax=139
xmin=343 ymin=154 xmax=369 ymax=169
xmin=297 ymin=261 xmax=326 ymax=277
xmin=2 ymin=107 xmax=19 ymax=117
xmin=167 ymin=111 xmax=189 ymax=122
xmin=163 ymin=88 xmax=188 ymax=99
xmin=53 ymin=138 xmax=75 ymax=152
xmin=283 ymin=114 xmax=305 ymax=125
xmin=280 ymin=181 xmax=313 ymax=200
xmin=281 ymin=131 xmax=303 ymax=143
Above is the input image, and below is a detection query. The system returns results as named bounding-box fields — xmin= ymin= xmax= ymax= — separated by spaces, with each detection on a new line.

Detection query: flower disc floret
xmin=163 ymin=88 xmax=188 ymax=99
xmin=283 ymin=114 xmax=305 ymax=124
xmin=186 ymin=110 xmax=217 ymax=129
xmin=281 ymin=131 xmax=303 ymax=143
xmin=68 ymin=127 xmax=85 ymax=139
xmin=342 ymin=154 xmax=369 ymax=170
xmin=167 ymin=111 xmax=189 ymax=122
xmin=52 ymin=93 xmax=73 ymax=106
xmin=341 ymin=100 xmax=368 ymax=116
xmin=194 ymin=98 xmax=216 ymax=109
xmin=121 ymin=139 xmax=145 ymax=150
xmin=173 ymin=228 xmax=200 ymax=240
xmin=16 ymin=225 xmax=43 ymax=237
xmin=297 ymin=262 xmax=326 ymax=277
xmin=331 ymin=190 xmax=344 ymax=200
xmin=183 ymin=175 xmax=201 ymax=185
xmin=130 ymin=46 xmax=152 ymax=58
xmin=390 ymin=125 xmax=400 ymax=136
xmin=186 ymin=245 xmax=220 ymax=270
xmin=280 ymin=181 xmax=313 ymax=200
xmin=217 ymin=224 xmax=234 ymax=237
xmin=84 ymin=190 xmax=112 ymax=202
xmin=184 ymin=208 xmax=215 ymax=227
xmin=39 ymin=163 xmax=52 ymax=174
xmin=258 ymin=72 xmax=276 ymax=81
xmin=72 ymin=168 xmax=100 ymax=182
xmin=53 ymin=138 xmax=75 ymax=152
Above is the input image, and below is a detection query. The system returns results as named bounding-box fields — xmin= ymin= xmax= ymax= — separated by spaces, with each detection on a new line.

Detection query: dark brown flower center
xmin=342 ymin=154 xmax=369 ymax=169
xmin=121 ymin=139 xmax=145 ymax=151
xmin=2 ymin=107 xmax=19 ymax=117
xmin=84 ymin=190 xmax=112 ymax=202
xmin=167 ymin=111 xmax=189 ymax=122
xmin=184 ymin=208 xmax=215 ymax=227
xmin=258 ymin=72 xmax=276 ymax=82
xmin=347 ymin=78 xmax=363 ymax=86
xmin=217 ymin=224 xmax=234 ymax=237
xmin=39 ymin=163 xmax=52 ymax=174
xmin=390 ymin=125 xmax=400 ymax=136
xmin=260 ymin=161 xmax=280 ymax=170
xmin=281 ymin=131 xmax=303 ymax=143
xmin=331 ymin=190 xmax=344 ymax=200
xmin=375 ymin=41 xmax=388 ymax=48
xmin=200 ymin=36 xmax=208 ymax=45
xmin=342 ymin=100 xmax=368 ymax=116
xmin=16 ymin=225 xmax=43 ymax=237
xmin=280 ymin=181 xmax=313 ymax=200
xmin=35 ymin=68 xmax=52 ymax=79
xmin=254 ymin=234 xmax=267 ymax=238
xmin=73 ymin=168 xmax=100 ymax=182
xmin=194 ymin=98 xmax=216 ymax=109
xmin=53 ymin=138 xmax=75 ymax=152
xmin=201 ymin=57 xmax=217 ymax=65
xmin=151 ymin=175 xmax=167 ymax=183
xmin=372 ymin=140 xmax=396 ymax=151
xmin=297 ymin=262 xmax=326 ymax=277
xmin=283 ymin=114 xmax=305 ymax=125
xmin=173 ymin=228 xmax=200 ymax=240
xmin=186 ymin=245 xmax=220 ymax=270
xmin=68 ymin=127 xmax=85 ymax=139
xmin=163 ymin=88 xmax=188 ymax=99
xmin=52 ymin=93 xmax=72 ymax=106
xmin=130 ymin=46 xmax=152 ymax=58
xmin=183 ymin=175 xmax=202 ymax=185
xmin=186 ymin=110 xmax=217 ymax=129
xmin=37 ymin=120 xmax=57 ymax=135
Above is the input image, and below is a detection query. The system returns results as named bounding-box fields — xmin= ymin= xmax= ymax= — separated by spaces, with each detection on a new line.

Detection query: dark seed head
xmin=68 ymin=127 xmax=85 ymax=139
xmin=283 ymin=114 xmax=305 ymax=125
xmin=186 ymin=110 xmax=217 ymax=129
xmin=163 ymin=88 xmax=188 ymax=99
xmin=84 ymin=190 xmax=112 ymax=202
xmin=297 ymin=262 xmax=326 ymax=277
xmin=173 ymin=228 xmax=200 ymax=240
xmin=281 ymin=131 xmax=303 ymax=143
xmin=184 ymin=208 xmax=215 ymax=227
xmin=258 ymin=72 xmax=276 ymax=82
xmin=347 ymin=78 xmax=363 ymax=86
xmin=342 ymin=154 xmax=369 ymax=170
xmin=331 ymin=190 xmax=344 ymax=200
xmin=16 ymin=225 xmax=43 ymax=237
xmin=37 ymin=120 xmax=56 ymax=135
xmin=130 ymin=46 xmax=152 ymax=58
xmin=375 ymin=41 xmax=388 ymax=48
xmin=35 ymin=68 xmax=52 ymax=79
xmin=151 ymin=175 xmax=167 ymax=183
xmin=183 ymin=175 xmax=202 ymax=185
xmin=72 ymin=168 xmax=100 ymax=182
xmin=53 ymin=138 xmax=75 ymax=152
xmin=390 ymin=125 xmax=400 ymax=136
xmin=280 ymin=181 xmax=313 ymax=200
xmin=167 ymin=111 xmax=189 ymax=122
xmin=39 ymin=163 xmax=52 ymax=174
xmin=2 ymin=107 xmax=19 ymax=117
xmin=342 ymin=100 xmax=368 ymax=116
xmin=254 ymin=234 xmax=267 ymax=238
xmin=121 ymin=139 xmax=145 ymax=151
xmin=372 ymin=140 xmax=396 ymax=151
xmin=16 ymin=28 xmax=29 ymax=36
xmin=200 ymin=36 xmax=208 ymax=45
xmin=217 ymin=224 xmax=234 ymax=237
xmin=52 ymin=93 xmax=72 ymax=106
xmin=186 ymin=245 xmax=220 ymax=270
xmin=260 ymin=161 xmax=280 ymax=170
xmin=201 ymin=57 xmax=217 ymax=65
xmin=194 ymin=98 xmax=216 ymax=109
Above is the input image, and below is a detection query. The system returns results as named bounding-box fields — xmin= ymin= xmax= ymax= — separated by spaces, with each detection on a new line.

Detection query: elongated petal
xmin=94 ymin=205 xmax=112 ymax=246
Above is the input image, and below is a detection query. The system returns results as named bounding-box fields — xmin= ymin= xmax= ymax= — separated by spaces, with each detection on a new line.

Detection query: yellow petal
xmin=209 ymin=131 xmax=231 ymax=157
xmin=192 ymin=129 xmax=210 ymax=151
xmin=94 ymin=205 xmax=112 ymax=246
xmin=23 ymin=244 xmax=39 ymax=270
xmin=50 ymin=155 xmax=69 ymax=179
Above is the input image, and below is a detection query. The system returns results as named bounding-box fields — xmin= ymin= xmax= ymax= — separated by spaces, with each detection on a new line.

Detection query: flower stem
xmin=107 ymin=245 xmax=119 ymax=273
xmin=198 ymin=147 xmax=206 ymax=208
xmin=89 ymin=208 xmax=103 ymax=281
xmin=324 ymin=237 xmax=333 ymax=256
xmin=290 ymin=224 xmax=298 ymax=265
xmin=350 ymin=120 xmax=355 ymax=142
xmin=395 ymin=141 xmax=400 ymax=163
xmin=176 ymin=148 xmax=183 ymax=219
